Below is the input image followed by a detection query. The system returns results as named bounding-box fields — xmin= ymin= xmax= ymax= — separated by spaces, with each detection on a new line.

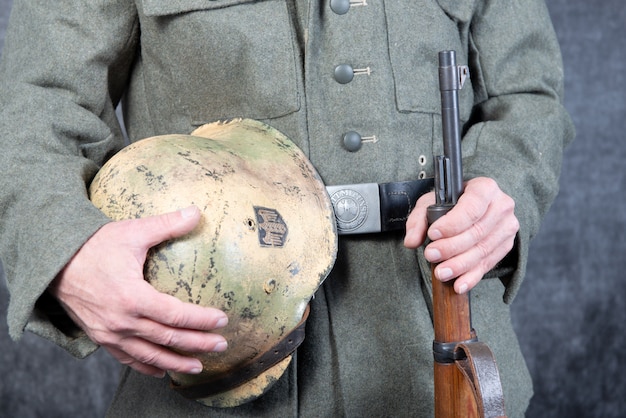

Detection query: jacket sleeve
xmin=459 ymin=0 xmax=575 ymax=302
xmin=0 ymin=0 xmax=139 ymax=357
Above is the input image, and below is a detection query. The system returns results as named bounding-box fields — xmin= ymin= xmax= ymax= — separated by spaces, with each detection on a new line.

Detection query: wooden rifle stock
xmin=428 ymin=51 xmax=507 ymax=418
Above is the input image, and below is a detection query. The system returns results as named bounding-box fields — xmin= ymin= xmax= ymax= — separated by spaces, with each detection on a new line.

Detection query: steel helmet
xmin=89 ymin=118 xmax=337 ymax=407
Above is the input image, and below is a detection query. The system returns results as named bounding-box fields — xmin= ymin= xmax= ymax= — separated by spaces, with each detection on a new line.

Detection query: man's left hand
xmin=404 ymin=177 xmax=519 ymax=294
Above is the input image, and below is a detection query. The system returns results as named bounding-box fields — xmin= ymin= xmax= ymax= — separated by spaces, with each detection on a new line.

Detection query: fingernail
xmin=215 ymin=316 xmax=228 ymax=329
xmin=180 ymin=206 xmax=198 ymax=219
xmin=214 ymin=341 xmax=228 ymax=352
xmin=429 ymin=228 xmax=443 ymax=240
xmin=457 ymin=283 xmax=469 ymax=294
xmin=189 ymin=362 xmax=203 ymax=375
xmin=424 ymin=247 xmax=441 ymax=262
xmin=437 ymin=267 xmax=453 ymax=280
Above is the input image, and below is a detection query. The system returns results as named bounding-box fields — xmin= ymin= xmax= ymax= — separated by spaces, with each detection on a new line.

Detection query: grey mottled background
xmin=1 ymin=0 xmax=624 ymax=417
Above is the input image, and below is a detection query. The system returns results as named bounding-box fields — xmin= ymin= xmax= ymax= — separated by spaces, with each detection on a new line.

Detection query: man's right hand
xmin=49 ymin=206 xmax=229 ymax=378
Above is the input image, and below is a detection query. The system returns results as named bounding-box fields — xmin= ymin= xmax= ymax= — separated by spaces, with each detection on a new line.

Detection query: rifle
xmin=428 ymin=50 xmax=507 ymax=418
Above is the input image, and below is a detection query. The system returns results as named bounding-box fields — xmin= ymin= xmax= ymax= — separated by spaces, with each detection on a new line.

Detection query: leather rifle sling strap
xmin=455 ymin=342 xmax=507 ymax=418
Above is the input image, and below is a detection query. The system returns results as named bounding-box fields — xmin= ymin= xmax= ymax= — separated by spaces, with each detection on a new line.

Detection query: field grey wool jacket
xmin=0 ymin=0 xmax=574 ymax=416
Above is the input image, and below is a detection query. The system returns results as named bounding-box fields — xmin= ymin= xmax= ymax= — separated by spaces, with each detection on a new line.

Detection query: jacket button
xmin=343 ymin=131 xmax=378 ymax=152
xmin=343 ymin=131 xmax=363 ymax=152
xmin=330 ymin=0 xmax=350 ymax=15
xmin=334 ymin=64 xmax=355 ymax=84
xmin=334 ymin=64 xmax=371 ymax=84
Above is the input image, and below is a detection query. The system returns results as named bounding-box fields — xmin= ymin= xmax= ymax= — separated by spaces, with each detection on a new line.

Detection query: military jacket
xmin=0 ymin=0 xmax=574 ymax=416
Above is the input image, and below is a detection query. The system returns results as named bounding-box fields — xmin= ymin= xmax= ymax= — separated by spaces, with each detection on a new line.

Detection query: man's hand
xmin=404 ymin=177 xmax=519 ymax=294
xmin=49 ymin=206 xmax=229 ymax=378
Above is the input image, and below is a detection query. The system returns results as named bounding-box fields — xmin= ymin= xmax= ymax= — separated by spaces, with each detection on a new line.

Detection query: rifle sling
xmin=455 ymin=341 xmax=507 ymax=418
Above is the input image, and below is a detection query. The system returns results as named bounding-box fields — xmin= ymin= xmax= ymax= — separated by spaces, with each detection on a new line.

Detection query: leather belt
xmin=326 ymin=178 xmax=434 ymax=235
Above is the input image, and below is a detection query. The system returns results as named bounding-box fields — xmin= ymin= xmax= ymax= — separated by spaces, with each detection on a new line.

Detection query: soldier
xmin=0 ymin=0 xmax=574 ymax=416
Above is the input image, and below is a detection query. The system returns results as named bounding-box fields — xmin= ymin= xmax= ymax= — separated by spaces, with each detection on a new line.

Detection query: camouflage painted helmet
xmin=89 ymin=119 xmax=338 ymax=407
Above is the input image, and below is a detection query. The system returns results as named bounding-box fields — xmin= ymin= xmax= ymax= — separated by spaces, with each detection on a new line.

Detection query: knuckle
xmin=117 ymin=356 xmax=137 ymax=367
xmin=442 ymin=238 xmax=462 ymax=259
xmin=504 ymin=193 xmax=516 ymax=209
xmin=107 ymin=347 xmax=137 ymax=367
xmin=135 ymin=349 xmax=162 ymax=366
xmin=474 ymin=240 xmax=492 ymax=260
xmin=479 ymin=249 xmax=503 ymax=275
xmin=511 ymin=215 xmax=520 ymax=234
xmin=480 ymin=176 xmax=498 ymax=191
xmin=150 ymin=213 xmax=181 ymax=241
xmin=117 ymin=290 xmax=142 ymax=317
xmin=454 ymin=257 xmax=473 ymax=276
xmin=462 ymin=270 xmax=482 ymax=290
xmin=503 ymin=234 xmax=517 ymax=253
xmin=464 ymin=199 xmax=484 ymax=224
xmin=470 ymin=221 xmax=487 ymax=243
xmin=501 ymin=214 xmax=520 ymax=239
xmin=153 ymin=213 xmax=175 ymax=234
xmin=159 ymin=329 xmax=180 ymax=348
xmin=90 ymin=329 xmax=116 ymax=347
xmin=509 ymin=219 xmax=520 ymax=236
xmin=479 ymin=258 xmax=495 ymax=277
xmin=470 ymin=177 xmax=498 ymax=197
xmin=501 ymin=195 xmax=516 ymax=215
xmin=105 ymin=315 xmax=132 ymax=334
xmin=163 ymin=305 xmax=188 ymax=327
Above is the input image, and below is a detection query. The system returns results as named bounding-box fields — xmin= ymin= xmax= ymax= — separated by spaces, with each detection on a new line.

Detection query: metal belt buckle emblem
xmin=326 ymin=183 xmax=381 ymax=235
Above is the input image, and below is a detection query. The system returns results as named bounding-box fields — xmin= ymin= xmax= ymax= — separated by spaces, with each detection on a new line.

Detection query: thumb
xmin=404 ymin=192 xmax=434 ymax=249
xmin=134 ymin=206 xmax=202 ymax=249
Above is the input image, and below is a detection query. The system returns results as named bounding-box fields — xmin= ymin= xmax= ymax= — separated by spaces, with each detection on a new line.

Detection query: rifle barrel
xmin=438 ymin=50 xmax=464 ymax=204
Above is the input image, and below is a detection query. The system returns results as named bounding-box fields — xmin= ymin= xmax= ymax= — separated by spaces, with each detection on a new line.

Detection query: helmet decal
xmin=254 ymin=206 xmax=288 ymax=248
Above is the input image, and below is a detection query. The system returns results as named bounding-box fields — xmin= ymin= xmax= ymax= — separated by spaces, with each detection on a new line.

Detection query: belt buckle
xmin=326 ymin=183 xmax=381 ymax=235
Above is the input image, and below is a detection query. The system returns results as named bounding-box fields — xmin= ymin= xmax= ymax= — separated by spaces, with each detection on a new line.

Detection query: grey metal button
xmin=334 ymin=64 xmax=355 ymax=84
xmin=343 ymin=132 xmax=378 ymax=152
xmin=330 ymin=0 xmax=350 ymax=15
xmin=343 ymin=131 xmax=363 ymax=152
xmin=334 ymin=64 xmax=372 ymax=84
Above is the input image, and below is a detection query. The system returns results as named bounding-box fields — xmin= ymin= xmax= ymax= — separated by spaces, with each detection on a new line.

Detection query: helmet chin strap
xmin=170 ymin=304 xmax=310 ymax=400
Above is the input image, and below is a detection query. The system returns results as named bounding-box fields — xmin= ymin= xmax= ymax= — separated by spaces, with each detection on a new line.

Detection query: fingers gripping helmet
xmin=89 ymin=119 xmax=338 ymax=407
